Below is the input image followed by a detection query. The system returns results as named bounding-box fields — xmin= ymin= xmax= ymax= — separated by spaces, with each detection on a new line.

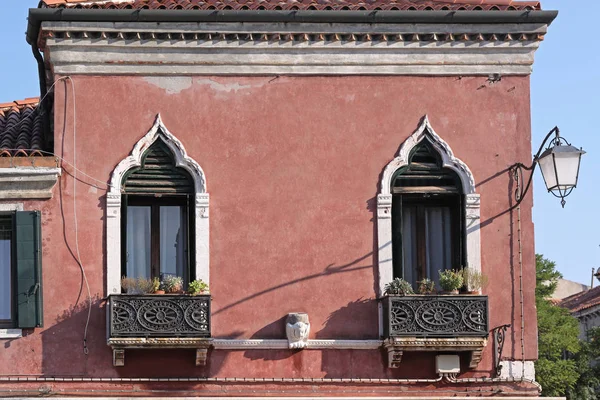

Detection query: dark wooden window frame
xmin=390 ymin=139 xmax=466 ymax=285
xmin=392 ymin=193 xmax=464 ymax=283
xmin=0 ymin=213 xmax=15 ymax=329
xmin=121 ymin=194 xmax=195 ymax=284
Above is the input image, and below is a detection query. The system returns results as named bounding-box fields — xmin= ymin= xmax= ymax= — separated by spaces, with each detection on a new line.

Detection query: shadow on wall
xmin=476 ymin=167 xmax=519 ymax=358
xmin=212 ymin=252 xmax=377 ymax=318
xmin=41 ymin=295 xmax=112 ymax=376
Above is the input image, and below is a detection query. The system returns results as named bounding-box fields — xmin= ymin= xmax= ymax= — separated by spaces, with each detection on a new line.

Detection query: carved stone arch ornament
xmin=106 ymin=114 xmax=210 ymax=295
xmin=376 ymin=116 xmax=481 ymax=297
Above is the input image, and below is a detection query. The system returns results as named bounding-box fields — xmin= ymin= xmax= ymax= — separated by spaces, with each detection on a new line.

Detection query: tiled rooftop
xmin=0 ymin=98 xmax=44 ymax=156
xmin=560 ymin=285 xmax=600 ymax=314
xmin=42 ymin=0 xmax=541 ymax=11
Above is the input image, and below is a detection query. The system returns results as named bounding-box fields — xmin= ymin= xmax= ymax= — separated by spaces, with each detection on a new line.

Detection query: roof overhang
xmin=27 ymin=8 xmax=558 ymax=45
xmin=27 ymin=8 xmax=558 ymax=77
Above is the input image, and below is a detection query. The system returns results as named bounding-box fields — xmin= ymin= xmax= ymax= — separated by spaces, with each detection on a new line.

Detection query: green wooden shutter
xmin=15 ymin=211 xmax=42 ymax=328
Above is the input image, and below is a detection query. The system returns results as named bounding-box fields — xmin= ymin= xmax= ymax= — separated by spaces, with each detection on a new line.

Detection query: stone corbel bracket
xmin=0 ymin=167 xmax=61 ymax=199
xmin=107 ymin=338 xmax=213 ymax=367
xmin=383 ymin=337 xmax=488 ymax=369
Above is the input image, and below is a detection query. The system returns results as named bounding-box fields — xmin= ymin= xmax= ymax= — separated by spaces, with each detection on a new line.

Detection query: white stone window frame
xmin=106 ymin=114 xmax=209 ymax=295
xmin=376 ymin=116 xmax=480 ymax=297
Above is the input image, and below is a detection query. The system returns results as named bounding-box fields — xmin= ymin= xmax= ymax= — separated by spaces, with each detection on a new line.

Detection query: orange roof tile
xmin=0 ymin=98 xmax=45 ymax=156
xmin=560 ymin=286 xmax=600 ymax=314
xmin=41 ymin=0 xmax=541 ymax=11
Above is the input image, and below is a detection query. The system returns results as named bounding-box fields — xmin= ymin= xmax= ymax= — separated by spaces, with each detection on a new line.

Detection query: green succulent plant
xmin=417 ymin=278 xmax=436 ymax=294
xmin=438 ymin=269 xmax=464 ymax=292
xmin=187 ymin=279 xmax=209 ymax=295
xmin=162 ymin=275 xmax=183 ymax=293
xmin=384 ymin=278 xmax=414 ymax=296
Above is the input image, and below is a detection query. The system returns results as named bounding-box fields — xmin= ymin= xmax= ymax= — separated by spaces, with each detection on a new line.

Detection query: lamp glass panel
xmin=553 ymin=151 xmax=581 ymax=188
xmin=538 ymin=152 xmax=558 ymax=191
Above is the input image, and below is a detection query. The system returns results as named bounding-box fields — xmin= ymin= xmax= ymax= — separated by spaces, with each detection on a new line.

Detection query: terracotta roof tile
xmin=0 ymin=99 xmax=45 ymax=156
xmin=560 ymin=286 xmax=600 ymax=314
xmin=42 ymin=0 xmax=541 ymax=11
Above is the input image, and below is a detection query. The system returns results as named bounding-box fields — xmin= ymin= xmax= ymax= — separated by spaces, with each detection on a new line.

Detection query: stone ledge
xmin=0 ymin=329 xmax=22 ymax=339
xmin=383 ymin=336 xmax=488 ymax=369
xmin=108 ymin=337 xmax=212 ymax=367
xmin=0 ymin=167 xmax=61 ymax=199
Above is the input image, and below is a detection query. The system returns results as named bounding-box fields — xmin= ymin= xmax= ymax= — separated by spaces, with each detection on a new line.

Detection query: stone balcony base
xmin=108 ymin=337 xmax=212 ymax=367
xmin=383 ymin=337 xmax=488 ymax=369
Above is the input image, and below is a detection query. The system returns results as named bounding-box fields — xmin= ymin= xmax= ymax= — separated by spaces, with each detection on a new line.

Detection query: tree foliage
xmin=535 ymin=254 xmax=600 ymax=399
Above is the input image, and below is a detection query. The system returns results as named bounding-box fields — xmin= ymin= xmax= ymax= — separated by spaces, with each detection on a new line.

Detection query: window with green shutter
xmin=0 ymin=210 xmax=43 ymax=329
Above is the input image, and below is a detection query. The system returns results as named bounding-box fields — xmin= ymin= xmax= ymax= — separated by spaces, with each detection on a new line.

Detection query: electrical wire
xmin=513 ymin=168 xmax=527 ymax=380
xmin=63 ymin=77 xmax=92 ymax=356
xmin=0 ymin=148 xmax=111 ymax=190
xmin=0 ymin=77 xmax=69 ymax=142
xmin=444 ymin=374 xmax=542 ymax=393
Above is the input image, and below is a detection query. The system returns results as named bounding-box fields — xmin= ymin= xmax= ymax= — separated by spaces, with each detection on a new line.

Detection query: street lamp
xmin=511 ymin=127 xmax=585 ymax=208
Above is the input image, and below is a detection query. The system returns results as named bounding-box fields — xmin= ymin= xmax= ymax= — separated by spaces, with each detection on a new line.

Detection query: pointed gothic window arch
xmin=106 ymin=115 xmax=209 ymax=295
xmin=376 ymin=116 xmax=480 ymax=297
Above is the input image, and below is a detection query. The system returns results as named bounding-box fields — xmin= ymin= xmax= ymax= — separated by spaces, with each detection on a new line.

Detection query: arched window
xmin=121 ymin=139 xmax=195 ymax=284
xmin=376 ymin=116 xmax=480 ymax=297
xmin=106 ymin=115 xmax=209 ymax=295
xmin=391 ymin=139 xmax=465 ymax=287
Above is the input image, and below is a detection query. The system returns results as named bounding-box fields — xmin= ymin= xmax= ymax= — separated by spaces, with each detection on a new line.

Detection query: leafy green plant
xmin=152 ymin=277 xmax=161 ymax=293
xmin=384 ymin=278 xmax=414 ymax=296
xmin=187 ymin=279 xmax=209 ymax=295
xmin=162 ymin=275 xmax=183 ymax=293
xmin=438 ymin=269 xmax=464 ymax=292
xmin=417 ymin=278 xmax=435 ymax=294
xmin=462 ymin=268 xmax=488 ymax=292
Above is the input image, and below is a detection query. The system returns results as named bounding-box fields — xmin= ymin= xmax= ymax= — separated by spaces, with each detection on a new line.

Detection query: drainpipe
xmin=31 ymin=1 xmax=50 ymax=150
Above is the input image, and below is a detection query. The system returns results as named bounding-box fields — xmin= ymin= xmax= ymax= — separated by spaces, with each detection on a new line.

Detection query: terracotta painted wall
xmin=0 ymin=74 xmax=536 ymax=383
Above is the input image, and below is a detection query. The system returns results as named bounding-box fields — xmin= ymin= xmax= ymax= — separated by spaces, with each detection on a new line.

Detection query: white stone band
xmin=41 ymin=21 xmax=546 ymax=76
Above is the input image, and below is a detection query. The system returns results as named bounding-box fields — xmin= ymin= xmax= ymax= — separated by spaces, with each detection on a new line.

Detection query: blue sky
xmin=1 ymin=0 xmax=598 ymax=286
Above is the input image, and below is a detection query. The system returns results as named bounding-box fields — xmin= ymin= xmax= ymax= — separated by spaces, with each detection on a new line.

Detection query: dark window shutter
xmin=122 ymin=140 xmax=193 ymax=195
xmin=15 ymin=211 xmax=43 ymax=328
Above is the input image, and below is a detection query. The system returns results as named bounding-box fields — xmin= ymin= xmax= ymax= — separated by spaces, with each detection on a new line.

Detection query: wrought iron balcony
xmin=383 ymin=295 xmax=488 ymax=337
xmin=381 ymin=295 xmax=489 ymax=369
xmin=107 ymin=294 xmax=211 ymax=367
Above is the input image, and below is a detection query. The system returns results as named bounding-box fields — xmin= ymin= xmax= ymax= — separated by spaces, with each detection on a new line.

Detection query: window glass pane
xmin=425 ymin=206 xmax=453 ymax=287
xmin=160 ymin=206 xmax=185 ymax=278
xmin=401 ymin=206 xmax=418 ymax=286
xmin=0 ymin=220 xmax=11 ymax=320
xmin=126 ymin=206 xmax=151 ymax=279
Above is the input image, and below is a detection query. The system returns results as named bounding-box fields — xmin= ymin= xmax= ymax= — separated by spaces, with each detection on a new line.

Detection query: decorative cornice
xmin=212 ymin=339 xmax=383 ymax=350
xmin=108 ymin=337 xmax=212 ymax=348
xmin=41 ymin=21 xmax=547 ymax=76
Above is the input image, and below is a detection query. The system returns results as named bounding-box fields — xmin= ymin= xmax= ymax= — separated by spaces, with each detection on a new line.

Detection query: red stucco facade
xmin=0 ymin=74 xmax=539 ymax=396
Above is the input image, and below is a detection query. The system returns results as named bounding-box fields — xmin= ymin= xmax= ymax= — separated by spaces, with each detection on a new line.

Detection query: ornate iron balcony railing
xmin=108 ymin=294 xmax=211 ymax=338
xmin=382 ymin=295 xmax=488 ymax=338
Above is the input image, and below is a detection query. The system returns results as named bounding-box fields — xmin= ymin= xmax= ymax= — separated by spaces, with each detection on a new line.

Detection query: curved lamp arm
xmin=510 ymin=126 xmax=561 ymax=207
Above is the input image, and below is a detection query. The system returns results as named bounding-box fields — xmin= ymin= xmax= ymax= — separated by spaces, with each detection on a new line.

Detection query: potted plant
xmin=121 ymin=276 xmax=154 ymax=294
xmin=384 ymin=277 xmax=414 ymax=296
xmin=187 ymin=279 xmax=209 ymax=295
xmin=162 ymin=275 xmax=184 ymax=294
xmin=462 ymin=268 xmax=488 ymax=294
xmin=417 ymin=278 xmax=435 ymax=295
xmin=152 ymin=277 xmax=165 ymax=294
xmin=438 ymin=269 xmax=464 ymax=294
